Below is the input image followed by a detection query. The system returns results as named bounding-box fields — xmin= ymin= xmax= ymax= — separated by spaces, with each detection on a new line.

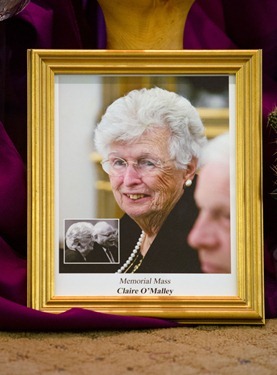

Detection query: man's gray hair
xmin=93 ymin=221 xmax=116 ymax=236
xmin=199 ymin=132 xmax=229 ymax=167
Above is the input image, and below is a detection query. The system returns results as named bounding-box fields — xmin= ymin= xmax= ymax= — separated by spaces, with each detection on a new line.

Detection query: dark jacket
xmin=64 ymin=248 xmax=86 ymax=262
xmin=86 ymin=243 xmax=119 ymax=263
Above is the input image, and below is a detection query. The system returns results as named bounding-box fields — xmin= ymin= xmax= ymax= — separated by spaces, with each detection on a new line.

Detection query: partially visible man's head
xmin=188 ymin=132 xmax=231 ymax=273
xmin=65 ymin=222 xmax=95 ymax=257
xmin=93 ymin=221 xmax=118 ymax=248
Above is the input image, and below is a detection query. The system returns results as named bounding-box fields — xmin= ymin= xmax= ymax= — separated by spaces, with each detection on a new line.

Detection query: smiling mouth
xmin=126 ymin=194 xmax=147 ymax=200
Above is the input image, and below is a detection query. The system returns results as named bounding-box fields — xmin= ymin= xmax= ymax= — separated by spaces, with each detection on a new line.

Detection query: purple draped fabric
xmin=0 ymin=0 xmax=276 ymax=330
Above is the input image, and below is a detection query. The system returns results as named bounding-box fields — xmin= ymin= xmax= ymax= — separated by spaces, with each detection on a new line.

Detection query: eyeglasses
xmin=98 ymin=231 xmax=117 ymax=238
xmin=101 ymin=157 xmax=173 ymax=177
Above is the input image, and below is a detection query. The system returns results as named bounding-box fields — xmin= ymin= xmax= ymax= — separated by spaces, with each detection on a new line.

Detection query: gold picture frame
xmin=27 ymin=50 xmax=264 ymax=325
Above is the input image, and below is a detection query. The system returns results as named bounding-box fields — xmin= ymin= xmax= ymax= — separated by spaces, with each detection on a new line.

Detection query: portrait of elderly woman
xmin=94 ymin=87 xmax=207 ymax=273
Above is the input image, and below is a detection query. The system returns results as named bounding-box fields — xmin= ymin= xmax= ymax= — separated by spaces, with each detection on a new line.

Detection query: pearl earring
xmin=185 ymin=179 xmax=192 ymax=187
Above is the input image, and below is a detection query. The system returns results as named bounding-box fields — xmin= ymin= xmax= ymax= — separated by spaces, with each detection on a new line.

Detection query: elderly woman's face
xmin=108 ymin=128 xmax=187 ymax=222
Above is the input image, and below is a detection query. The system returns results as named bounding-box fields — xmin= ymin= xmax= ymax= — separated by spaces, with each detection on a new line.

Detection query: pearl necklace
xmin=116 ymin=231 xmax=145 ymax=273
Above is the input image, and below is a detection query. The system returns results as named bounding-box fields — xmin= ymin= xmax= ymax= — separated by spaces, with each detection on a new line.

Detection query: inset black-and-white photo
xmin=63 ymin=219 xmax=119 ymax=269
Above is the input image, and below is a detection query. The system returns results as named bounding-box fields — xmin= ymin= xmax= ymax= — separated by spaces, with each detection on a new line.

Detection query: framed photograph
xmin=27 ymin=50 xmax=264 ymax=324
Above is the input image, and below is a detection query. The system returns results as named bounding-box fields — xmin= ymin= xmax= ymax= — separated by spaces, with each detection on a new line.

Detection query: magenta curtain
xmin=0 ymin=0 xmax=276 ymax=330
